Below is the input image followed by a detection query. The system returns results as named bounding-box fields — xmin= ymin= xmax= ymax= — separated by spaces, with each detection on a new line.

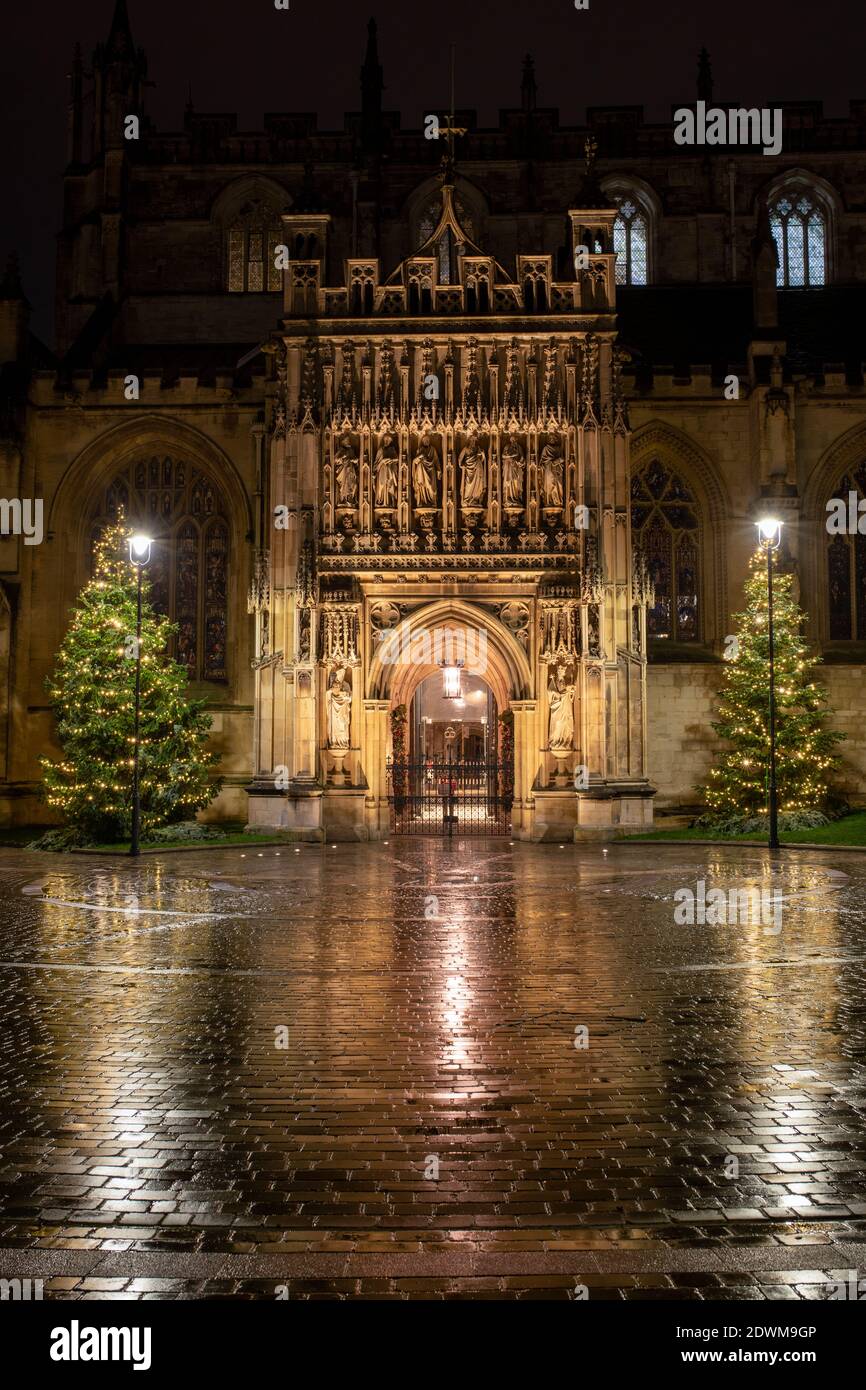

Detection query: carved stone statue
xmin=374 ymin=431 xmax=398 ymax=508
xmin=412 ymin=433 xmax=438 ymax=507
xmin=547 ymin=662 xmax=575 ymax=750
xmin=326 ymin=666 xmax=352 ymax=750
xmin=501 ymin=434 xmax=526 ymax=507
xmin=459 ymin=430 xmax=487 ymax=508
xmin=334 ymin=433 xmax=358 ymax=506
xmin=540 ymin=432 xmax=564 ymax=508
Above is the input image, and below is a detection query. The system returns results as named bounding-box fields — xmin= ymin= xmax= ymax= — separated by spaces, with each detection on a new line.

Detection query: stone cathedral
xmin=2 ymin=2 xmax=866 ymax=839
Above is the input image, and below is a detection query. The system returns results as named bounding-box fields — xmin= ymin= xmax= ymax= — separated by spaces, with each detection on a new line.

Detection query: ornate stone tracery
xmin=248 ymin=174 xmax=655 ymax=838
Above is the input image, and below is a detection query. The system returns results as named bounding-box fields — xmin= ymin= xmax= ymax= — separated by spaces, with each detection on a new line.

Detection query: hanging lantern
xmin=441 ymin=660 xmax=464 ymax=700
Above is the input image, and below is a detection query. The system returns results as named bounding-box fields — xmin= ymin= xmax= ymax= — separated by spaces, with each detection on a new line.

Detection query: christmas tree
xmin=701 ymin=548 xmax=844 ymax=823
xmin=41 ymin=516 xmax=221 ymax=843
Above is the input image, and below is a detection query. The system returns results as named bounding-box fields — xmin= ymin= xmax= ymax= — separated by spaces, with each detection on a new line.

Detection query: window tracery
xmin=631 ymin=460 xmax=700 ymax=641
xmin=91 ymin=458 xmax=229 ymax=682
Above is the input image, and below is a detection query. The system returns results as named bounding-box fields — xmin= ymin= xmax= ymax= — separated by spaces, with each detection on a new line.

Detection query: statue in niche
xmin=334 ymin=433 xmax=358 ymax=506
xmin=540 ymin=432 xmax=565 ymax=508
xmin=458 ymin=429 xmax=487 ymax=508
xmin=298 ymin=609 xmax=311 ymax=663
xmin=373 ymin=431 xmax=398 ymax=507
xmin=326 ymin=666 xmax=352 ymax=750
xmin=501 ymin=433 xmax=526 ymax=507
xmin=412 ymin=432 xmax=439 ymax=507
xmin=547 ymin=661 xmax=575 ymax=750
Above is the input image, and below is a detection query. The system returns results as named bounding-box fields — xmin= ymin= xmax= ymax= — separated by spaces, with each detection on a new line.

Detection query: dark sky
xmin=2 ymin=0 xmax=862 ymax=344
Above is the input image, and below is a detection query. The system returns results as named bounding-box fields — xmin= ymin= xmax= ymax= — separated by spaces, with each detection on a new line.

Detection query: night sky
xmin=2 ymin=0 xmax=862 ymax=342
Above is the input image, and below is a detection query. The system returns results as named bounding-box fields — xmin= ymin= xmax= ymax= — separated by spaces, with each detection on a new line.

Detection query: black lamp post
xmin=756 ymin=517 xmax=783 ymax=850
xmin=128 ymin=534 xmax=152 ymax=857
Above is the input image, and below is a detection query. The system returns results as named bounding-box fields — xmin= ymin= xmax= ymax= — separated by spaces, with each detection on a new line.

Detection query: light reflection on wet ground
xmin=1 ymin=840 xmax=865 ymax=1299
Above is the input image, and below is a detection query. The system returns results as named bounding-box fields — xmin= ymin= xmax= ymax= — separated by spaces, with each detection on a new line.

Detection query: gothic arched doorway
xmin=387 ymin=668 xmax=512 ymax=837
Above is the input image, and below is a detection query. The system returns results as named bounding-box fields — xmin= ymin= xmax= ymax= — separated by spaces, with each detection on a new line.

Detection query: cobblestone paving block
xmin=1 ymin=841 xmax=866 ymax=1299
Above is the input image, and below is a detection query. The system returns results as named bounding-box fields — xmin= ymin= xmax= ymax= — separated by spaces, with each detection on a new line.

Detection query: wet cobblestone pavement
xmin=1 ymin=839 xmax=866 ymax=1300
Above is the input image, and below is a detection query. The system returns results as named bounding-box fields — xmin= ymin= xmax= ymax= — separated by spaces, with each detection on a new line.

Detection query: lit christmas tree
xmin=41 ymin=516 xmax=221 ymax=843
xmin=701 ymin=549 xmax=844 ymax=823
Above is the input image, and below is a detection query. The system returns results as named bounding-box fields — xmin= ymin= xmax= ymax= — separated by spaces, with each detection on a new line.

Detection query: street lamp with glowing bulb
xmin=128 ymin=534 xmax=153 ymax=857
xmin=756 ymin=516 xmax=783 ymax=850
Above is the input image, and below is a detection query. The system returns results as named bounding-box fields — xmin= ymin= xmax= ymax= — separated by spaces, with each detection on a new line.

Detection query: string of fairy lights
xmin=40 ymin=523 xmax=841 ymax=834
xmin=40 ymin=516 xmax=220 ymax=836
xmin=703 ymin=548 xmax=843 ymax=817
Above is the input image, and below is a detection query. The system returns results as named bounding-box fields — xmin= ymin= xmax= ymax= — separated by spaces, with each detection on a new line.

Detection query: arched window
xmin=612 ymin=197 xmax=648 ymax=286
xmin=91 ymin=458 xmax=229 ymax=683
xmin=631 ymin=460 xmax=701 ymax=641
xmin=226 ymin=199 xmax=283 ymax=293
xmin=417 ymin=196 xmax=475 ymax=285
xmin=826 ymin=465 xmax=866 ymax=641
xmin=601 ymin=179 xmax=657 ymax=286
xmin=769 ymin=189 xmax=827 ymax=287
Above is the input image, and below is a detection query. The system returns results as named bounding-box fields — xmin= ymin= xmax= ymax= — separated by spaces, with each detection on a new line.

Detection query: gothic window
xmin=826 ymin=467 xmax=866 ymax=640
xmin=770 ymin=191 xmax=827 ymax=287
xmin=612 ymin=197 xmax=648 ymax=286
xmin=227 ymin=201 xmax=282 ymax=293
xmin=91 ymin=459 xmax=229 ymax=683
xmin=417 ymin=197 xmax=474 ymax=285
xmin=631 ymin=461 xmax=701 ymax=641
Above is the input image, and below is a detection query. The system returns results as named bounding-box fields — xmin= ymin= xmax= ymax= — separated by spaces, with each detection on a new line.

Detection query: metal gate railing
xmin=386 ymin=757 xmax=514 ymax=837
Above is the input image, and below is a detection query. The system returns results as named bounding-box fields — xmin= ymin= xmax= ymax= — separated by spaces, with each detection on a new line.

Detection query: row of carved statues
xmin=323 ymin=659 xmax=578 ymax=755
xmin=331 ymin=429 xmax=566 ymax=511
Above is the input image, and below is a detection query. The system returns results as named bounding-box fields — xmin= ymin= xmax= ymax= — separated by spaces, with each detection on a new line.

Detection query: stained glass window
xmin=228 ymin=229 xmax=245 ymax=293
xmin=92 ymin=459 xmax=229 ymax=683
xmin=611 ymin=197 xmax=648 ymax=286
xmin=828 ymin=534 xmax=851 ymax=640
xmin=227 ymin=204 xmax=283 ymax=293
xmin=770 ymin=191 xmax=826 ymax=287
xmin=827 ymin=468 xmax=866 ymax=641
xmin=631 ymin=461 xmax=700 ymax=641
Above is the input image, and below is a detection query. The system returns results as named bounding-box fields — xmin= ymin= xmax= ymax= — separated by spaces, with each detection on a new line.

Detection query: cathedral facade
xmin=1 ymin=4 xmax=866 ymax=838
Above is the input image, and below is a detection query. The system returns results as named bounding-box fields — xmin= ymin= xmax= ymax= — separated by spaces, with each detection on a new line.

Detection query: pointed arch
xmin=49 ymin=416 xmax=252 ymax=545
xmin=211 ymin=175 xmax=292 ymax=293
xmin=756 ymin=168 xmax=840 ymax=287
xmin=406 ymin=173 xmax=489 ymax=251
xmin=48 ymin=417 xmax=251 ymax=686
xmin=630 ymin=422 xmax=730 ymax=647
xmin=368 ymin=598 xmax=532 ymax=710
xmin=601 ymin=175 xmax=661 ymax=285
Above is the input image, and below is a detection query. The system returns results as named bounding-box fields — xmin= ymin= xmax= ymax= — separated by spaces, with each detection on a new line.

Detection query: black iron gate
xmin=386 ymin=757 xmax=514 ymax=837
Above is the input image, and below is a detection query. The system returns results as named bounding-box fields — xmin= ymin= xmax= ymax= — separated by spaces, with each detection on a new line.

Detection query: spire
xmin=361 ymin=18 xmax=384 ymax=129
xmin=521 ymin=54 xmax=537 ymax=113
xmin=697 ymin=47 xmax=713 ymax=104
xmin=106 ymin=0 xmax=135 ymax=60
xmin=93 ymin=0 xmax=147 ymax=153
